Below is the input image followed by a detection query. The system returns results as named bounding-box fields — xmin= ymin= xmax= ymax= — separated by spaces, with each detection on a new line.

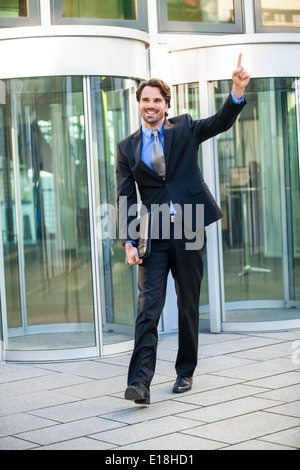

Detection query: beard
xmin=140 ymin=108 xmax=165 ymax=128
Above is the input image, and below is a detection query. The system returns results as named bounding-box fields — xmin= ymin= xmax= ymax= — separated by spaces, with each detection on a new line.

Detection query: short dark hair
xmin=136 ymin=78 xmax=171 ymax=116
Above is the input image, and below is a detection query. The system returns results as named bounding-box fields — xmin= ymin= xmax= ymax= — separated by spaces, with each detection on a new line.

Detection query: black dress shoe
xmin=172 ymin=376 xmax=193 ymax=393
xmin=124 ymin=383 xmax=150 ymax=404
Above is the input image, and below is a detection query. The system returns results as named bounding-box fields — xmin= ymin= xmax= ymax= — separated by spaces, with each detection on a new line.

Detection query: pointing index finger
xmin=237 ymin=52 xmax=242 ymax=68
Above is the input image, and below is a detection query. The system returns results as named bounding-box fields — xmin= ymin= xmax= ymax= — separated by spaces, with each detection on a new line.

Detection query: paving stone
xmin=55 ymin=375 xmax=126 ymax=399
xmin=247 ymin=371 xmax=300 ymax=389
xmin=0 ymin=373 xmax=90 ymax=397
xmin=255 ymin=384 xmax=300 ymax=403
xmin=222 ymin=440 xmax=293 ymax=450
xmin=194 ymin=355 xmax=255 ymax=375
xmin=104 ymin=400 xmax=197 ymax=424
xmin=260 ymin=426 xmax=300 ymax=448
xmin=173 ymin=384 xmax=268 ymax=406
xmin=199 ymin=336 xmax=283 ymax=358
xmin=177 ymin=397 xmax=280 ymax=423
xmin=35 ymin=437 xmax=115 ymax=450
xmin=265 ymin=401 xmax=300 ymax=419
xmin=0 ymin=413 xmax=55 ymax=438
xmin=34 ymin=361 xmax=128 ymax=380
xmin=29 ymin=396 xmax=132 ymax=423
xmin=181 ymin=411 xmax=300 ymax=444
xmin=231 ymin=342 xmax=295 ymax=361
xmin=92 ymin=416 xmax=200 ymax=446
xmin=119 ymin=432 xmax=225 ymax=450
xmin=0 ymin=436 xmax=38 ymax=450
xmin=0 ymin=390 xmax=79 ymax=416
xmin=213 ymin=358 xmax=298 ymax=380
xmin=15 ymin=417 xmax=127 ymax=446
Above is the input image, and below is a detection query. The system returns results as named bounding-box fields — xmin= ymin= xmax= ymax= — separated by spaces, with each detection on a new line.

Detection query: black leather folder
xmin=137 ymin=210 xmax=152 ymax=259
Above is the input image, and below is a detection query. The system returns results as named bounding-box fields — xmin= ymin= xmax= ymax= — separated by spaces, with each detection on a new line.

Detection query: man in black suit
xmin=116 ymin=54 xmax=250 ymax=404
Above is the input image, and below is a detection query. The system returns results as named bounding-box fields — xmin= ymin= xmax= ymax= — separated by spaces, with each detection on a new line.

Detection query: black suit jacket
xmin=116 ymin=93 xmax=246 ymax=244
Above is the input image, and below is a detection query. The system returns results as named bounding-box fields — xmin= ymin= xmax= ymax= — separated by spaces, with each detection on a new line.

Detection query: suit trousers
xmin=127 ymin=222 xmax=206 ymax=389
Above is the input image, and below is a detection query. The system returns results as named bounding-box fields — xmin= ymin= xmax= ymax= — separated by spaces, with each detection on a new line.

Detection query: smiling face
xmin=139 ymin=86 xmax=169 ymax=130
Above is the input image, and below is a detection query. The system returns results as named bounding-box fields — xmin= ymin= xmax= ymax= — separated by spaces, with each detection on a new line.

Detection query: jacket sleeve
xmin=116 ymin=141 xmax=139 ymax=245
xmin=191 ymin=93 xmax=246 ymax=144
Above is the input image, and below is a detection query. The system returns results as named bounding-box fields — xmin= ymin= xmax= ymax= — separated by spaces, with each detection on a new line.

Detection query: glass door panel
xmin=1 ymin=77 xmax=96 ymax=351
xmin=90 ymin=77 xmax=140 ymax=346
xmin=174 ymin=82 xmax=210 ymax=330
xmin=214 ymin=77 xmax=300 ymax=322
xmin=284 ymin=81 xmax=300 ymax=301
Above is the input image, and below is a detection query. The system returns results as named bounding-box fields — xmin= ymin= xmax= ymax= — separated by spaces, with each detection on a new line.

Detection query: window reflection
xmin=0 ymin=0 xmax=28 ymax=17
xmin=62 ymin=0 xmax=137 ymax=20
xmin=167 ymin=0 xmax=234 ymax=23
xmin=260 ymin=0 xmax=300 ymax=27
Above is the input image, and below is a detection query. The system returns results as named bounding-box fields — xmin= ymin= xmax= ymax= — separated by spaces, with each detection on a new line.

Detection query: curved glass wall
xmin=0 ymin=77 xmax=96 ymax=351
xmin=214 ymin=77 xmax=300 ymax=322
xmin=0 ymin=75 xmax=140 ymax=357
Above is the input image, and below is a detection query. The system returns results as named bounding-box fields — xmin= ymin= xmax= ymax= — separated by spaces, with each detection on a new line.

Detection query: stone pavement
xmin=0 ymin=330 xmax=299 ymax=450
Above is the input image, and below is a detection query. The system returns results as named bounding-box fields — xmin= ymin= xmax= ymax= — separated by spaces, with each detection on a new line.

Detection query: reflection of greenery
xmin=167 ymin=0 xmax=234 ymax=24
xmin=62 ymin=0 xmax=136 ymax=20
xmin=0 ymin=0 xmax=27 ymax=17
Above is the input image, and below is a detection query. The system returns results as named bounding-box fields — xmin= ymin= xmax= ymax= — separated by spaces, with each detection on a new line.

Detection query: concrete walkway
xmin=0 ymin=330 xmax=299 ymax=450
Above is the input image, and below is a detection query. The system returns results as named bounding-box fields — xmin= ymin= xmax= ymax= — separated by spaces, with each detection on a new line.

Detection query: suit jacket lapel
xmin=163 ymin=119 xmax=174 ymax=171
xmin=132 ymin=128 xmax=142 ymax=164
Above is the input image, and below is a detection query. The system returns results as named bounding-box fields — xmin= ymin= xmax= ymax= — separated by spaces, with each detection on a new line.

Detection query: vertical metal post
xmin=0 ymin=206 xmax=8 ymax=360
xmin=83 ymin=76 xmax=103 ymax=357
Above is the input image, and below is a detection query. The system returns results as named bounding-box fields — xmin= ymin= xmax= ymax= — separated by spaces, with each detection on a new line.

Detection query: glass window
xmin=158 ymin=0 xmax=243 ymax=33
xmin=90 ymin=77 xmax=140 ymax=346
xmin=254 ymin=0 xmax=300 ymax=32
xmin=51 ymin=0 xmax=147 ymax=30
xmin=167 ymin=0 xmax=234 ymax=23
xmin=0 ymin=0 xmax=28 ymax=17
xmin=213 ymin=78 xmax=300 ymax=322
xmin=0 ymin=77 xmax=96 ymax=350
xmin=174 ymin=82 xmax=210 ymax=331
xmin=0 ymin=0 xmax=39 ymax=26
xmin=62 ymin=0 xmax=137 ymax=20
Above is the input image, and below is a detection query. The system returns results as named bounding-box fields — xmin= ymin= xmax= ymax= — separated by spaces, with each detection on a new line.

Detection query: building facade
xmin=0 ymin=0 xmax=299 ymax=362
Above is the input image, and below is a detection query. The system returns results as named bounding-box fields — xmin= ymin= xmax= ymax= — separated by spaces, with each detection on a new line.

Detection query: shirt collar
xmin=142 ymin=123 xmax=164 ymax=139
